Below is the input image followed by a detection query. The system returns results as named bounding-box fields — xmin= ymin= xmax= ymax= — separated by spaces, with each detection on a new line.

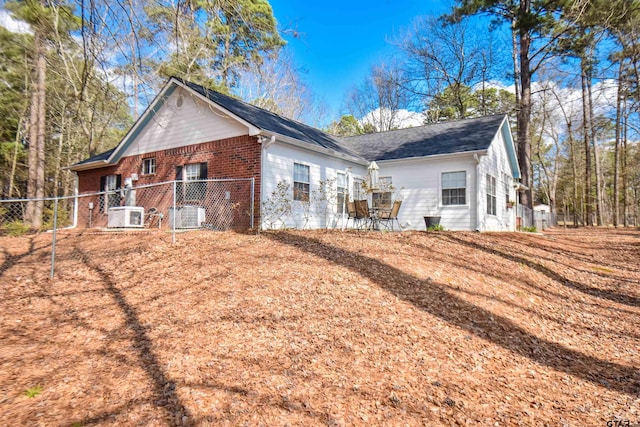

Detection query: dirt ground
xmin=0 ymin=227 xmax=639 ymax=426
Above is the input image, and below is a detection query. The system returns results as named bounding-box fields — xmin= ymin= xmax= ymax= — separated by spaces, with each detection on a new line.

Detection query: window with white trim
xmin=353 ymin=178 xmax=365 ymax=200
xmin=142 ymin=157 xmax=156 ymax=175
xmin=293 ymin=163 xmax=310 ymax=201
xmin=487 ymin=174 xmax=497 ymax=215
xmin=372 ymin=176 xmax=392 ymax=209
xmin=442 ymin=171 xmax=466 ymax=205
xmin=336 ymin=172 xmax=346 ymax=213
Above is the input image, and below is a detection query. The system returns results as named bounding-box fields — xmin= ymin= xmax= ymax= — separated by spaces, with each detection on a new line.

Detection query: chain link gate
xmin=0 ymin=178 xmax=255 ymax=278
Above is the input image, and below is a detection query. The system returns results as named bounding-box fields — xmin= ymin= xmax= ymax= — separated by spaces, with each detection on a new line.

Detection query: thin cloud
xmin=0 ymin=10 xmax=31 ymax=34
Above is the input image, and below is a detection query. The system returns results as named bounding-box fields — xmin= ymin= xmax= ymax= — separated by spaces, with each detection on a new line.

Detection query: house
xmin=70 ymin=77 xmax=521 ymax=231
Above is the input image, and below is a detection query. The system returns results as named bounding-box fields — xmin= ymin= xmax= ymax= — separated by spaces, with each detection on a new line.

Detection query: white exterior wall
xmin=122 ymin=87 xmax=248 ymax=157
xmin=261 ymin=141 xmax=366 ymax=229
xmin=377 ymin=155 xmax=478 ymax=231
xmin=476 ymin=129 xmax=518 ymax=232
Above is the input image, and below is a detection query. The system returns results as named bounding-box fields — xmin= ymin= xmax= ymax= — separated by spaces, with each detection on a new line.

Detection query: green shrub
xmin=521 ymin=226 xmax=537 ymax=233
xmin=427 ymin=224 xmax=445 ymax=232
xmin=1 ymin=220 xmax=32 ymax=236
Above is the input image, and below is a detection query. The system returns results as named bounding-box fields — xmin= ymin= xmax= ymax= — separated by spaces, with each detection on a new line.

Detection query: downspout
xmin=474 ymin=153 xmax=482 ymax=231
xmin=259 ymin=135 xmax=276 ymax=232
xmin=72 ymin=173 xmax=78 ymax=228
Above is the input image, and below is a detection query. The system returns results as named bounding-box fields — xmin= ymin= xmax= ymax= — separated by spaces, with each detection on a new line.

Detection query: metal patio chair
xmin=378 ymin=200 xmax=403 ymax=231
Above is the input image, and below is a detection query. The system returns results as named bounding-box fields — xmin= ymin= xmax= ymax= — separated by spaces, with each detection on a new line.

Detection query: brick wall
xmin=75 ymin=135 xmax=261 ymax=229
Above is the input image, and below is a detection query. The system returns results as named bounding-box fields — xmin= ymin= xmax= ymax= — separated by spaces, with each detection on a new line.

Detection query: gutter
xmin=376 ymin=149 xmax=489 ymax=166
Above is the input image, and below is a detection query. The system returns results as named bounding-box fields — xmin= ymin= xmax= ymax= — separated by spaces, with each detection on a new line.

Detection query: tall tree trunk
xmin=622 ymin=108 xmax=628 ymax=227
xmin=581 ymin=61 xmax=593 ymax=226
xmin=518 ymin=26 xmax=533 ymax=219
xmin=568 ymin=123 xmax=579 ymax=226
xmin=613 ymin=60 xmax=623 ymax=227
xmin=25 ymin=26 xmax=47 ymax=228
xmin=587 ymin=71 xmax=603 ymax=226
xmin=35 ymin=37 xmax=46 ymax=225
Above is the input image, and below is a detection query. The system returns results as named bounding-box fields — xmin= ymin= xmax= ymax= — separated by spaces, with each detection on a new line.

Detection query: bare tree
xmin=345 ymin=61 xmax=409 ymax=132
xmin=399 ymin=15 xmax=499 ymax=120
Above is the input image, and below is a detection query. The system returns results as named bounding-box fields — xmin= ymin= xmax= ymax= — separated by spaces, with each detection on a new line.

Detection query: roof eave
xmin=376 ymin=149 xmax=489 ymax=164
xmin=266 ymin=131 xmax=368 ymax=165
xmin=67 ymin=159 xmax=110 ymax=172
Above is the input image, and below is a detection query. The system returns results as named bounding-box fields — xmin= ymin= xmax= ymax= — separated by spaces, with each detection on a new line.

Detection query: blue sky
xmin=268 ymin=0 xmax=453 ymax=116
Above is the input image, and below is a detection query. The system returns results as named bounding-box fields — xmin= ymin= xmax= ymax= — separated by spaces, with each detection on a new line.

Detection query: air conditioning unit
xmin=107 ymin=206 xmax=144 ymax=228
xmin=169 ymin=206 xmax=206 ymax=229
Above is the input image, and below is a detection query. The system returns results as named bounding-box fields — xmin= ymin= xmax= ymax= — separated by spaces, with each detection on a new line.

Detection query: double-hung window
xmin=336 ymin=172 xmax=346 ymax=213
xmin=372 ymin=176 xmax=392 ymax=210
xmin=487 ymin=174 xmax=497 ymax=215
xmin=353 ymin=178 xmax=365 ymax=200
xmin=293 ymin=163 xmax=310 ymax=201
xmin=176 ymin=162 xmax=208 ymax=202
xmin=442 ymin=171 xmax=466 ymax=206
xmin=100 ymin=174 xmax=122 ymax=212
xmin=142 ymin=157 xmax=156 ymax=175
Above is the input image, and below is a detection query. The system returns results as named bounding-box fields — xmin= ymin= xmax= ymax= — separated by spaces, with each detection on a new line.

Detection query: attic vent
xmin=176 ymin=94 xmax=184 ymax=108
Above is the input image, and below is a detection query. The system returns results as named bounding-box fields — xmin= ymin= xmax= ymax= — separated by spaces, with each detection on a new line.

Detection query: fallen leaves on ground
xmin=0 ymin=228 xmax=639 ymax=426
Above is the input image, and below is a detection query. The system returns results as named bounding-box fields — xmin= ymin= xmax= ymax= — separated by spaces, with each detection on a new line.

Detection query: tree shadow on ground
xmin=266 ymin=232 xmax=640 ymax=397
xmin=72 ymin=248 xmax=191 ymax=426
xmin=436 ymin=233 xmax=640 ymax=308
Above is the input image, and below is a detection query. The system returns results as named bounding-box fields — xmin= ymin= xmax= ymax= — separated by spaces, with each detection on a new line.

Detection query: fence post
xmin=50 ymin=197 xmax=58 ymax=279
xmin=172 ymin=180 xmax=177 ymax=244
xmin=250 ymin=177 xmax=255 ymax=231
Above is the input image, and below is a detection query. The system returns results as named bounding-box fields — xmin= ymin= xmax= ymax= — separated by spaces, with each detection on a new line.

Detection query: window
xmin=487 ymin=174 xmax=497 ymax=215
xmin=353 ymin=178 xmax=365 ymax=200
xmin=293 ymin=163 xmax=310 ymax=201
xmin=142 ymin=158 xmax=156 ymax=175
xmin=442 ymin=171 xmax=466 ymax=205
xmin=372 ymin=176 xmax=392 ymax=210
xmin=176 ymin=162 xmax=207 ymax=202
xmin=336 ymin=172 xmax=346 ymax=213
xmin=100 ymin=174 xmax=122 ymax=212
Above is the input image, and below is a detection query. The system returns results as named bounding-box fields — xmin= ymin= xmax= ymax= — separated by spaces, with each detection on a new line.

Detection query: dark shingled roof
xmin=72 ymin=147 xmax=116 ymax=166
xmin=177 ymin=78 xmax=364 ymax=161
xmin=338 ymin=114 xmax=507 ymax=161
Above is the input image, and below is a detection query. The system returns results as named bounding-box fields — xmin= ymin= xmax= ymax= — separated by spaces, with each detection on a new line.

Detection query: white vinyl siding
xmin=261 ymin=141 xmax=366 ymax=229
xmin=122 ymin=88 xmax=248 ymax=157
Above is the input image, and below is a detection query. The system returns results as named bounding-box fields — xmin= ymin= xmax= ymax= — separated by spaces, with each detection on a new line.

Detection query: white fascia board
xmin=266 ymin=131 xmax=369 ymax=166
xmin=376 ymin=149 xmax=488 ymax=166
xmin=170 ymin=78 xmax=261 ymax=136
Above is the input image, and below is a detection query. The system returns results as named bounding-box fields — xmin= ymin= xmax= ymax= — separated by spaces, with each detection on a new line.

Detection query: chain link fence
xmin=517 ymin=204 xmax=557 ymax=231
xmin=0 ymin=178 xmax=255 ymax=278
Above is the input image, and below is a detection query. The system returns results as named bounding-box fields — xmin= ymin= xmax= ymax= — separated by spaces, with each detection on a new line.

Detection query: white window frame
xmin=142 ymin=157 xmax=156 ymax=175
xmin=293 ymin=163 xmax=310 ymax=201
xmin=487 ymin=174 xmax=497 ymax=215
xmin=336 ymin=172 xmax=346 ymax=213
xmin=372 ymin=176 xmax=392 ymax=209
xmin=441 ymin=171 xmax=467 ymax=206
xmin=353 ymin=177 xmax=365 ymax=200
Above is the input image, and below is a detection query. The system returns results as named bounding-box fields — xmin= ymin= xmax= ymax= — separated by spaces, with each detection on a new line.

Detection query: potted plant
xmin=423 ymin=197 xmax=441 ymax=230
xmin=506 ymin=200 xmax=515 ymax=209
